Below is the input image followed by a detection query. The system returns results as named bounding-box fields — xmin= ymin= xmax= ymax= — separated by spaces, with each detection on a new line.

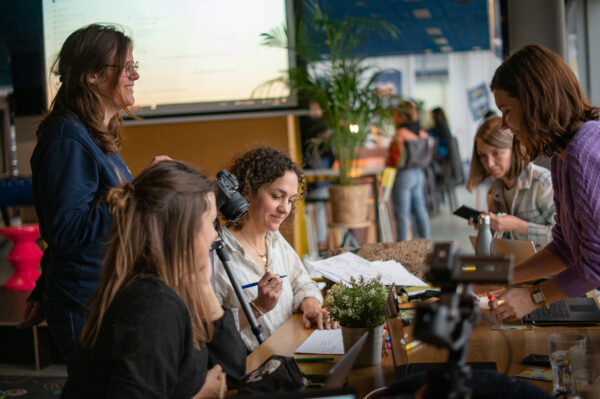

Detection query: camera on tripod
xmin=215 ymin=169 xmax=248 ymax=223
xmin=211 ymin=169 xmax=265 ymax=344
xmin=411 ymin=242 xmax=513 ymax=398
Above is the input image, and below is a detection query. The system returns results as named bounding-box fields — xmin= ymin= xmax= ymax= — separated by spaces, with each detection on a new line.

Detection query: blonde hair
xmin=466 ymin=115 xmax=527 ymax=191
xmin=81 ymin=161 xmax=215 ymax=349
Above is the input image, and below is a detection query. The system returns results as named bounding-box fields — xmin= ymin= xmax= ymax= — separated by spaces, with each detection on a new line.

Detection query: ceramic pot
xmin=341 ymin=324 xmax=384 ymax=367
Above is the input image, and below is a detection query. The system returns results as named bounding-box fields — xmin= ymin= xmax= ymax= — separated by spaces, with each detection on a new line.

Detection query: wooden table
xmin=246 ymin=312 xmax=600 ymax=398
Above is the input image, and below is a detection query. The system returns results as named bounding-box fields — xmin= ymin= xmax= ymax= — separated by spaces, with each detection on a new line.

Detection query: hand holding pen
xmin=249 ymin=271 xmax=284 ymax=314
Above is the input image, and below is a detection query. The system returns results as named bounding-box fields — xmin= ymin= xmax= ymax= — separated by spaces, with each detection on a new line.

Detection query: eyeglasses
xmin=104 ymin=61 xmax=139 ymax=76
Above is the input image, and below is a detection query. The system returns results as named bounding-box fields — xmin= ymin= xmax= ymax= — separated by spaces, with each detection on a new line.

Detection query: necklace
xmin=241 ymin=230 xmax=268 ymax=268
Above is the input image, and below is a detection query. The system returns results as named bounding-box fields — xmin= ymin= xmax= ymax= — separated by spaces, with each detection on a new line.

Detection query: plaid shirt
xmin=487 ymin=163 xmax=556 ymax=249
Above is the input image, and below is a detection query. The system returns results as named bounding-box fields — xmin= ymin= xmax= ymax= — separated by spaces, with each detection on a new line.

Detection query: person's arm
xmin=527 ymin=171 xmax=556 ymax=247
xmin=488 ymin=212 xmax=529 ymax=236
xmin=511 ymin=248 xmax=566 ymax=284
xmin=473 ymin=248 xmax=565 ymax=296
xmin=490 ymin=276 xmax=568 ymax=321
xmin=235 ymin=271 xmax=282 ymax=332
xmin=207 ymin=310 xmax=248 ymax=389
xmin=37 ymin=136 xmax=115 ymax=254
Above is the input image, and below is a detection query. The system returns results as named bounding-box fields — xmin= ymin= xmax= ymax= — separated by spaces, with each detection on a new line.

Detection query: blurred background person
xmin=387 ymin=101 xmax=431 ymax=241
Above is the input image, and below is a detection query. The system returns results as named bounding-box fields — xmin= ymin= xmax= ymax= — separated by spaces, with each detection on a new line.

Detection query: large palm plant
xmin=260 ymin=0 xmax=398 ymax=185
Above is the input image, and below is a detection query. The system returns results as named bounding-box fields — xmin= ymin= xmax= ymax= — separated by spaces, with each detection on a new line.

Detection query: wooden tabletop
xmin=246 ymin=312 xmax=600 ymax=398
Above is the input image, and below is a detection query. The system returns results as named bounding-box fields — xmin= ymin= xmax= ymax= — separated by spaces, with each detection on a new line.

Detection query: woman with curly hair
xmin=19 ymin=23 xmax=168 ymax=366
xmin=61 ymin=161 xmax=246 ymax=398
xmin=213 ymin=147 xmax=334 ymax=351
xmin=486 ymin=44 xmax=600 ymax=322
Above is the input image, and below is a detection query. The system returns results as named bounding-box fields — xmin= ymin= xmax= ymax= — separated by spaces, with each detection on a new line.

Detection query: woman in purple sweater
xmin=486 ymin=44 xmax=600 ymax=321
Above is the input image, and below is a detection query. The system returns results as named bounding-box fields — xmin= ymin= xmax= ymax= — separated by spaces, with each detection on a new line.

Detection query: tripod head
xmin=211 ymin=169 xmax=265 ymax=344
xmin=413 ymin=242 xmax=513 ymax=399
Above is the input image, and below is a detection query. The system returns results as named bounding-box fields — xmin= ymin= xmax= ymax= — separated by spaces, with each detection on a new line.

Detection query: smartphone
xmin=453 ymin=205 xmax=482 ymax=221
xmin=522 ymin=354 xmax=551 ymax=367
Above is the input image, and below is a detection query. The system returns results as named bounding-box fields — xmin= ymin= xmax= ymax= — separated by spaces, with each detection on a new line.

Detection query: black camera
xmin=215 ymin=169 xmax=248 ymax=222
xmin=411 ymin=242 xmax=513 ymax=398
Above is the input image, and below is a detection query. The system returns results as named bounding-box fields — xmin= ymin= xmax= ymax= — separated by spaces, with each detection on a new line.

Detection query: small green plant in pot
xmin=326 ymin=275 xmax=387 ymax=367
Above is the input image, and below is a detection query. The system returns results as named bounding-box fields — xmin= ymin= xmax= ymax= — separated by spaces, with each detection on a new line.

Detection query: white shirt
xmin=213 ymin=227 xmax=323 ymax=351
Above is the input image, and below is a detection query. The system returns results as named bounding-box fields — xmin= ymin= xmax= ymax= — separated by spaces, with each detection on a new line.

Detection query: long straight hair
xmin=38 ymin=24 xmax=136 ymax=154
xmin=81 ymin=161 xmax=216 ymax=348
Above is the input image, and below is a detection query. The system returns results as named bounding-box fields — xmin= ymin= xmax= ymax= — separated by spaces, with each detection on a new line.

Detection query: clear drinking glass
xmin=572 ymin=346 xmax=600 ymax=399
xmin=547 ymin=333 xmax=587 ymax=394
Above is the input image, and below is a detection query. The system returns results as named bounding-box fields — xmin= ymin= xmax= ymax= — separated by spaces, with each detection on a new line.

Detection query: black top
xmin=61 ymin=277 xmax=246 ymax=399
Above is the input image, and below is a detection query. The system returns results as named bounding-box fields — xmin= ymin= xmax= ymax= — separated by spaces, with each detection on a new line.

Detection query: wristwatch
xmin=531 ymin=283 xmax=548 ymax=308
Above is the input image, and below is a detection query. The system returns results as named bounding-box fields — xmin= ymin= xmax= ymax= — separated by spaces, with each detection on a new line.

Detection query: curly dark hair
xmin=228 ymin=146 xmax=305 ymax=229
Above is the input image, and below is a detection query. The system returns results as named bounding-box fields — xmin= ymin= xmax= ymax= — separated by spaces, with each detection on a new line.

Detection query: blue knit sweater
xmin=29 ymin=116 xmax=132 ymax=311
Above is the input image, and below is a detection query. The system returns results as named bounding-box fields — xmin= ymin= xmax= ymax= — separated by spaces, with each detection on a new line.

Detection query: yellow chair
xmin=377 ymin=167 xmax=397 ymax=243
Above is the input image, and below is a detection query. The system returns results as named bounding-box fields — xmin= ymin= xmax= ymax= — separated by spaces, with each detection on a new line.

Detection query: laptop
xmin=304 ymin=331 xmax=368 ymax=389
xmin=522 ymin=297 xmax=600 ymax=325
xmin=468 ymin=236 xmax=536 ymax=263
xmin=385 ymin=285 xmax=497 ymax=378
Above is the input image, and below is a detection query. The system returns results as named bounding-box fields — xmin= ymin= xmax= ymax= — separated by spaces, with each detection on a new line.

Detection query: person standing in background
xmin=18 ymin=24 xmax=168 ymax=367
xmin=387 ymin=101 xmax=431 ymax=241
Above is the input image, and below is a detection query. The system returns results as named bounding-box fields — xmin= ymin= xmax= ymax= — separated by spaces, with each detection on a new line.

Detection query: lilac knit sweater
xmin=546 ymin=120 xmax=600 ymax=297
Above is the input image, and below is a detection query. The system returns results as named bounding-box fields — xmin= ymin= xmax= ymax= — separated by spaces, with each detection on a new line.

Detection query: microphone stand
xmin=211 ymin=238 xmax=265 ymax=345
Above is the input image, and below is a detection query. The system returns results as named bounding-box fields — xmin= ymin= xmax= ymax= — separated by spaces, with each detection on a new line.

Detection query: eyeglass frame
xmin=104 ymin=61 xmax=139 ymax=76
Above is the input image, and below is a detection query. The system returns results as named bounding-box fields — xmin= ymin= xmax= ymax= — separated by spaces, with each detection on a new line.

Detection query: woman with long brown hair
xmin=466 ymin=115 xmax=555 ymax=249
xmin=486 ymin=44 xmax=600 ymax=321
xmin=61 ymin=161 xmax=246 ymax=398
xmin=18 ymin=24 xmax=167 ymax=365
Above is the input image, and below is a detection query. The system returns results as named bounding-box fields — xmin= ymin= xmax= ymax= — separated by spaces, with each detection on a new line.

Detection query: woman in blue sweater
xmin=18 ymin=24 xmax=164 ymax=367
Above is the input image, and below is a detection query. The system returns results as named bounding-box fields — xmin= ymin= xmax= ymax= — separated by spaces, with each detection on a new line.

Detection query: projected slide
xmin=42 ymin=0 xmax=293 ymax=116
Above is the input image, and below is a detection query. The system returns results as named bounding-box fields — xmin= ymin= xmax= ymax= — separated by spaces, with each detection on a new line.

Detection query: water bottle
xmin=475 ymin=214 xmax=492 ymax=256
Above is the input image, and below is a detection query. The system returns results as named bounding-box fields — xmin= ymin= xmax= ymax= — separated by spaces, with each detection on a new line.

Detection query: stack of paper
xmin=305 ymin=252 xmax=427 ymax=287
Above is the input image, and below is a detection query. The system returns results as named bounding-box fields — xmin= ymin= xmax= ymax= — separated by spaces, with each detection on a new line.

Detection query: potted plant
xmin=326 ymin=275 xmax=387 ymax=367
xmin=260 ymin=0 xmax=398 ymax=222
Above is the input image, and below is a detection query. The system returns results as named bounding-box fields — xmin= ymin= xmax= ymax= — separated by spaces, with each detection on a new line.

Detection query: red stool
xmin=0 ymin=224 xmax=42 ymax=290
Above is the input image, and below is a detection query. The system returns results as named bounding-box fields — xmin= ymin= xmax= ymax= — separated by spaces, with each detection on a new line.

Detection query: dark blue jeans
xmin=43 ymin=299 xmax=86 ymax=372
xmin=392 ymin=168 xmax=431 ymax=241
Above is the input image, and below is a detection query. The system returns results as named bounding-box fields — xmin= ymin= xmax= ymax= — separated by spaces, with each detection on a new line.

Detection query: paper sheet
xmin=305 ymin=252 xmax=427 ymax=287
xmin=295 ymin=329 xmax=345 ymax=355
